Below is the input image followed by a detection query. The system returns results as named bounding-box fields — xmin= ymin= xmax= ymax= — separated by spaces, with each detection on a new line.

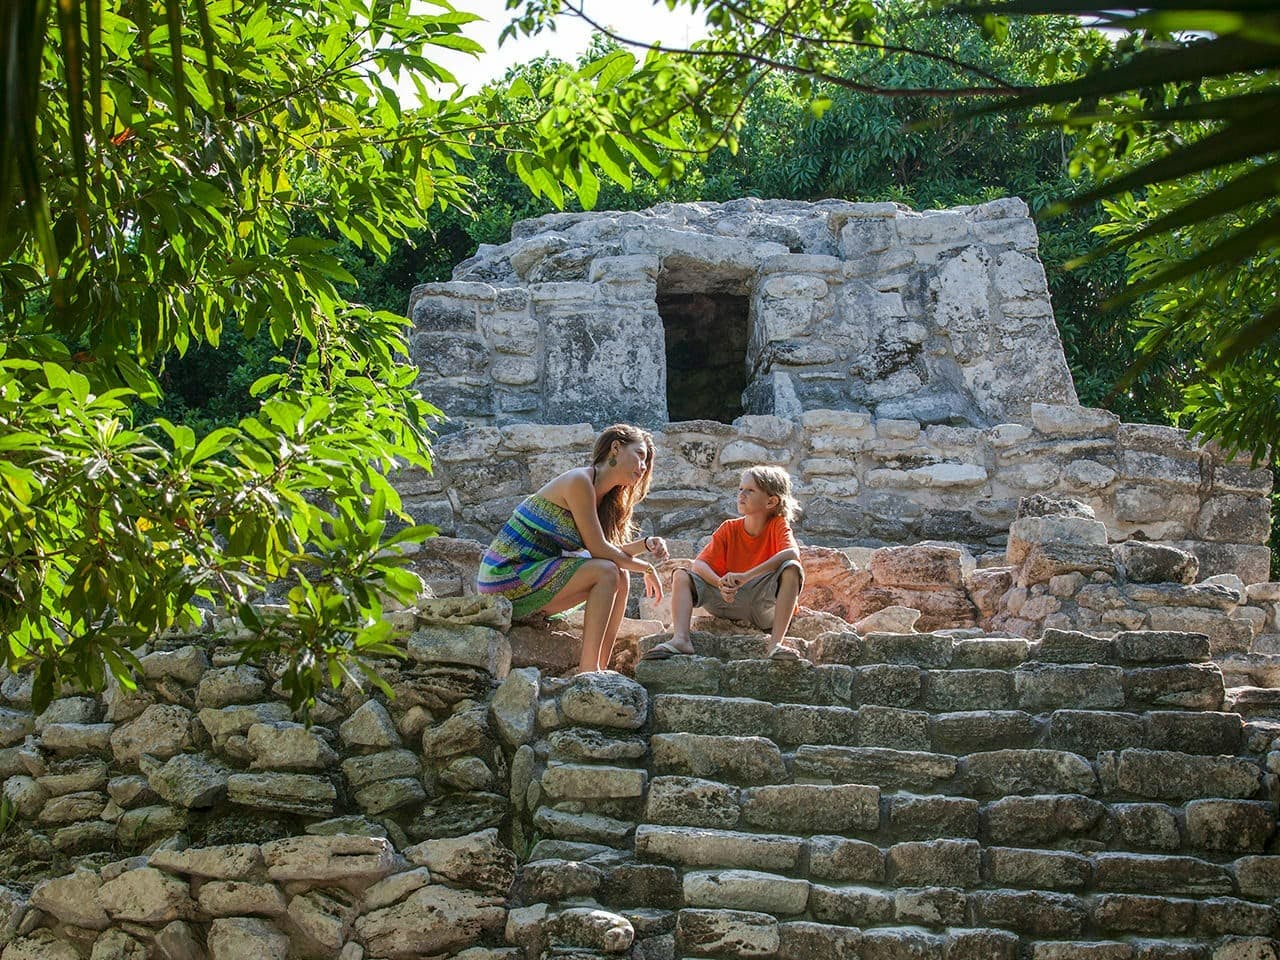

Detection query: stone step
xmin=651 ymin=694 xmax=1246 ymax=757
xmin=674 ymin=907 xmax=1276 ymax=957
xmin=1225 ymin=685 xmax=1280 ymax=718
xmin=637 ymin=655 xmax=1228 ymax=713
xmin=1251 ymin=632 xmax=1280 ymax=655
xmin=1218 ymin=653 xmax=1280 ymax=688
xmin=642 ymin=773 xmax=1277 ymax=858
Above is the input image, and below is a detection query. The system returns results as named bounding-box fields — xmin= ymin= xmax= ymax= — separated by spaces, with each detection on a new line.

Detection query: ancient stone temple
xmin=1 ymin=200 xmax=1277 ymax=960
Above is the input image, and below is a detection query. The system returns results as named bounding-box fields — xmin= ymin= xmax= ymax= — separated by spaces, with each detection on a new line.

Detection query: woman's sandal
xmin=641 ymin=640 xmax=694 ymax=661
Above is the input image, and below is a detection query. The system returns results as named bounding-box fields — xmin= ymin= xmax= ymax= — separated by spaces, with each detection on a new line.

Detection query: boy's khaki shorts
xmin=687 ymin=559 xmax=805 ymax=630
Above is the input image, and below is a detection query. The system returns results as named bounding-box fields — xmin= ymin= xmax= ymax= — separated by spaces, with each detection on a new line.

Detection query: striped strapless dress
xmin=477 ymin=494 xmax=590 ymax=618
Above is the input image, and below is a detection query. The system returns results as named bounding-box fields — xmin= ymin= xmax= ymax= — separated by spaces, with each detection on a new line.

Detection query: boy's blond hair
xmin=742 ymin=465 xmax=799 ymax=523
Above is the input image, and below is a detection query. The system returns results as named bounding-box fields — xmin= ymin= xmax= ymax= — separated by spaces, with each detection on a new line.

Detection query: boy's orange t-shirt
xmin=696 ymin=515 xmax=798 ymax=577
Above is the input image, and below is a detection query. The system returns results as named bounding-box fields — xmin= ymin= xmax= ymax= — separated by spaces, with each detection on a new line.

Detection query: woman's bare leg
xmin=595 ymin=566 xmax=631 ymax=671
xmin=539 ymin=559 xmax=625 ymax=674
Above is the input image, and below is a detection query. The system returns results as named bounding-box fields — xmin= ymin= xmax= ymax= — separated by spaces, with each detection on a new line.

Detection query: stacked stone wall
xmin=399 ymin=407 xmax=1271 ymax=584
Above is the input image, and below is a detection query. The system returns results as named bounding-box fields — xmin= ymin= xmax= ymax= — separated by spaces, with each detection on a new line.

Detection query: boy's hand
xmin=721 ymin=571 xmax=746 ymax=590
xmin=647 ymin=536 xmax=670 ymax=561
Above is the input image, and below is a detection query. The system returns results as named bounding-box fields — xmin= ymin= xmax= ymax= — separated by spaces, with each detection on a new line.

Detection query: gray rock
xmin=31 ymin=867 xmax=109 ymax=929
xmin=339 ymin=700 xmax=401 ymax=751
xmin=111 ymin=705 xmax=193 ymax=765
xmin=147 ymin=753 xmax=229 ymax=808
xmin=1118 ymin=541 xmax=1199 ymax=584
xmin=404 ymin=828 xmax=516 ymax=894
xmin=247 ymin=721 xmax=338 ymax=771
xmin=226 ymin=772 xmax=336 ymax=816
xmin=140 ymin=645 xmax=210 ymax=685
xmin=97 ymin=867 xmax=195 ymax=923
xmin=354 ymin=885 xmax=505 ymax=960
xmin=206 ymin=918 xmax=289 ymax=960
xmin=489 ymin=667 xmax=539 ymax=748
xmin=559 ymin=672 xmax=648 ymax=729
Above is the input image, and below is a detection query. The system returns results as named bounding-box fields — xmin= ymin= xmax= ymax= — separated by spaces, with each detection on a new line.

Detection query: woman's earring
xmin=608 ymin=456 xmax=617 ymax=467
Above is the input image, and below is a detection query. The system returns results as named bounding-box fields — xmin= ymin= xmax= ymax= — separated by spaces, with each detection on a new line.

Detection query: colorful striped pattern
xmin=477 ymin=494 xmax=590 ymax=618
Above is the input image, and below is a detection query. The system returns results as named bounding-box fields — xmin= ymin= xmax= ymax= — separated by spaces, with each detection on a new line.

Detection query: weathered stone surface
xmin=287 ymin=886 xmax=359 ymax=951
xmin=677 ymin=907 xmax=779 ymax=957
xmin=931 ymin=710 xmax=1038 ymax=753
xmin=150 ymin=843 xmax=263 ymax=880
xmin=546 ymin=726 xmax=648 ymax=762
xmin=262 ymin=834 xmax=396 ymax=883
xmin=421 ymin=701 xmax=491 ymax=758
xmin=635 ymin=824 xmax=804 ymax=871
xmin=1015 ymin=664 xmax=1125 ymax=711
xmin=807 ymin=835 xmax=885 ymax=882
xmin=888 ymin=794 xmax=978 ymax=839
xmin=652 ymin=733 xmax=787 ymax=785
xmin=1124 ymin=664 xmax=1224 ymax=710
xmin=405 ymin=829 xmax=516 ymax=895
xmin=247 ymin=721 xmax=338 ymax=771
xmin=1094 ymin=852 xmax=1234 ymax=895
xmin=1185 ymin=800 xmax=1277 ymax=853
xmin=984 ymin=794 xmax=1106 ymax=844
xmin=807 ymin=883 xmax=893 ymax=926
xmin=41 ymin=721 xmax=113 ymax=754
xmin=97 ymin=868 xmax=194 ymax=923
xmin=354 ymin=885 xmax=504 ymax=960
xmin=339 ymin=700 xmax=401 ymax=751
xmin=970 ymin=889 xmax=1087 ymax=936
xmin=407 ymin=624 xmax=512 ymax=677
xmin=140 ymin=645 xmax=210 ymax=685
xmin=683 ymin=870 xmax=810 ymax=915
xmin=206 ymin=917 xmax=289 ymax=960
xmin=490 ymin=667 xmax=539 ymax=748
xmin=197 ymin=702 xmax=291 ymax=742
xmin=227 ymin=772 xmax=336 ymax=816
xmin=541 ymin=762 xmax=647 ymax=800
xmin=1117 ymin=542 xmax=1199 ymax=584
xmin=740 ymin=783 xmax=879 ymax=833
xmin=2 ymin=931 xmax=82 ymax=960
xmin=1046 ymin=710 xmax=1145 ymax=755
xmin=147 ymin=753 xmax=229 ymax=808
xmin=963 ymin=749 xmax=1098 ymax=796
xmin=341 ymin=748 xmax=420 ymax=788
xmin=546 ymin=906 xmax=636 ymax=953
xmin=645 ymin=776 xmax=741 ymax=829
xmin=985 ymin=846 xmax=1091 ymax=890
xmin=195 ymin=665 xmax=267 ymax=708
xmin=1114 ymin=749 xmax=1263 ymax=800
xmin=197 ymin=880 xmax=288 ymax=917
xmin=793 ymin=744 xmax=956 ymax=790
xmin=110 ymin=705 xmax=192 ymax=765
xmin=31 ymin=867 xmax=109 ymax=929
xmin=1113 ymin=630 xmax=1211 ymax=663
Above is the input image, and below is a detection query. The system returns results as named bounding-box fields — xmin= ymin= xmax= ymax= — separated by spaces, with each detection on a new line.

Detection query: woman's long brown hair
xmin=592 ymin=424 xmax=655 ymax=544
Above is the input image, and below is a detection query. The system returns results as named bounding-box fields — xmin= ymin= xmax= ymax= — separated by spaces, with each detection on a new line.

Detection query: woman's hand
xmin=643 ymin=563 xmax=664 ymax=601
xmin=645 ymin=535 xmax=669 ymax=561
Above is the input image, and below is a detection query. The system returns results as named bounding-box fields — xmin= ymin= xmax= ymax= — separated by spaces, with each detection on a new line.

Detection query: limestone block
xmin=197 ymin=880 xmax=288 ymax=917
xmin=206 ymin=918 xmax=289 ymax=960
xmin=246 ymin=722 xmax=337 ymax=771
xmin=341 ymin=748 xmax=420 ymax=789
xmin=1046 ymin=710 xmax=1144 ymax=756
xmin=287 ymin=887 xmax=359 ymax=952
xmin=985 ymin=846 xmax=1091 ymax=890
xmin=983 ymin=794 xmax=1105 ymax=844
xmin=652 ymin=694 xmax=776 ymax=738
xmin=404 ymin=828 xmax=516 ymax=895
xmin=1007 ymin=515 xmax=1108 ymax=566
xmin=109 ymin=705 xmax=193 ymax=766
xmin=117 ymin=804 xmax=187 ymax=844
xmin=962 ymin=749 xmax=1098 ymax=797
xmin=489 ymin=667 xmax=539 ymax=749
xmin=1196 ymin=495 xmax=1271 ymax=543
xmin=40 ymin=721 xmax=113 ymax=754
xmin=1185 ymin=799 xmax=1277 ymax=853
xmin=1117 ymin=542 xmax=1199 ymax=584
xmin=1065 ymin=458 xmax=1117 ymax=490
xmin=868 ymin=544 xmax=964 ymax=589
xmin=149 ymin=843 xmax=263 ymax=880
xmin=227 ymin=772 xmax=336 ymax=816
xmin=644 ymin=776 xmax=741 ymax=829
xmin=421 ymin=702 xmax=490 ymax=759
xmin=147 ymin=753 xmax=229 ymax=808
xmin=2 ymin=931 xmax=82 ymax=960
xmin=1235 ymin=856 xmax=1280 ymax=899
xmin=195 ymin=666 xmax=267 ymax=709
xmin=261 ymin=834 xmax=395 ymax=885
xmin=1031 ymin=403 xmax=1119 ymax=437
xmin=546 ymin=907 xmax=635 ymax=953
xmin=31 ymin=867 xmax=109 ymax=929
xmin=677 ymin=907 xmax=779 ymax=957
xmin=1114 ymin=749 xmax=1262 ymax=800
xmin=857 ymin=704 xmax=930 ymax=750
xmin=89 ymin=929 xmax=148 ymax=960
xmin=339 ymin=701 xmax=400 ymax=751
xmin=139 ymin=646 xmax=210 ymax=686
xmin=1014 ymin=664 xmax=1125 ymax=711
xmin=886 ymin=838 xmax=981 ymax=887
xmin=970 ymin=889 xmax=1087 ymax=937
xmin=197 ymin=702 xmax=291 ymax=743
xmin=540 ymin=762 xmax=647 ymax=800
xmin=1110 ymin=802 xmax=1180 ymax=852
xmin=807 ymin=836 xmax=884 ymax=883
xmin=406 ymin=625 xmax=511 ymax=677
xmin=806 ymin=884 xmax=894 ymax=926
xmin=354 ymin=885 xmax=504 ymax=959
xmin=1123 ymin=664 xmax=1224 ymax=710
xmin=97 ymin=868 xmax=194 ymax=923
xmin=792 ymin=744 xmax=955 ymax=791
xmin=1094 ymin=852 xmax=1234 ymax=896
xmin=1 ymin=776 xmax=46 ymax=819
xmin=924 ymin=669 xmax=1015 ymax=711
xmin=545 ymin=726 xmax=647 ymax=762
xmin=930 ymin=710 xmax=1038 ymax=754
xmin=515 ymin=859 xmax=604 ymax=903
xmin=633 ymin=824 xmax=804 ymax=871
xmin=1019 ymin=542 xmax=1117 ymax=586
xmin=38 ymin=790 xmax=107 ymax=823
xmin=741 ymin=783 xmax=879 ymax=833
xmin=35 ymin=696 xmax=99 ymax=732
xmin=558 ymin=673 xmax=648 ymax=729
xmin=651 ymin=733 xmax=786 ymax=785
xmin=772 ymin=704 xmax=858 ymax=747
xmin=888 ymin=794 xmax=978 ymax=840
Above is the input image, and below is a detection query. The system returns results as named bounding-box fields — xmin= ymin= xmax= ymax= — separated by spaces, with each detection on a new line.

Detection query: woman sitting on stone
xmin=477 ymin=423 xmax=668 ymax=675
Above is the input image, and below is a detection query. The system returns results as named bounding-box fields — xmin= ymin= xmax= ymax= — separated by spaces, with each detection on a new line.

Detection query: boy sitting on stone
xmin=643 ymin=465 xmax=805 ymax=661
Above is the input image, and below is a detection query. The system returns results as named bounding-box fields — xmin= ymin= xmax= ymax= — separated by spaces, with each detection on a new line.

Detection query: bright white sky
xmin=434 ymin=0 xmax=710 ymax=90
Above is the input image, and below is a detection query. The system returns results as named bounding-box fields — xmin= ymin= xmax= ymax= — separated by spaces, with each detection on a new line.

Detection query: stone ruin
xmin=1 ymin=199 xmax=1278 ymax=959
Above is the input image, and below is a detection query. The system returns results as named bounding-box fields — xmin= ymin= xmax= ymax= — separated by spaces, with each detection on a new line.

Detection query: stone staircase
xmin=509 ymin=627 xmax=1280 ymax=960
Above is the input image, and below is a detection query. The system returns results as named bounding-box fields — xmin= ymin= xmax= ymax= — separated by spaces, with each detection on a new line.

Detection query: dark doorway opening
xmin=659 ymin=292 xmax=750 ymax=423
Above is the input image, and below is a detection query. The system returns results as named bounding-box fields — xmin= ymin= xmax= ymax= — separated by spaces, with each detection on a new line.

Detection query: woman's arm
xmin=622 ymin=536 xmax=669 ymax=560
xmin=559 ymin=472 xmax=657 ymax=575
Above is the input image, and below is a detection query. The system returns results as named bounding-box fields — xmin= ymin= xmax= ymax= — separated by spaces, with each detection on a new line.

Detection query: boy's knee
xmin=778 ymin=563 xmax=803 ymax=588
